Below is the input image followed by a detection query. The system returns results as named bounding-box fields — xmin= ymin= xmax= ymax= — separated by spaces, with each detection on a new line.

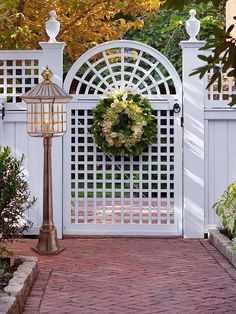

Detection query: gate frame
xmin=63 ymin=40 xmax=183 ymax=236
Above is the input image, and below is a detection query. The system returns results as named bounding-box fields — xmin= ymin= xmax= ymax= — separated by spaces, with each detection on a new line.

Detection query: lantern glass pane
xmin=27 ymin=102 xmax=67 ymax=137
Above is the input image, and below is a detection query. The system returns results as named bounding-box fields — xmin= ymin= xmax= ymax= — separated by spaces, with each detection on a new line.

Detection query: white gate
xmin=63 ymin=40 xmax=182 ymax=235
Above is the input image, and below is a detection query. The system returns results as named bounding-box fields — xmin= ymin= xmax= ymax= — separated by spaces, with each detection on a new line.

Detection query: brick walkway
xmin=8 ymin=238 xmax=236 ymax=313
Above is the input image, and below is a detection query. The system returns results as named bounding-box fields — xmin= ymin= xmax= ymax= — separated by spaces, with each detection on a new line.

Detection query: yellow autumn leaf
xmin=0 ymin=0 xmax=160 ymax=60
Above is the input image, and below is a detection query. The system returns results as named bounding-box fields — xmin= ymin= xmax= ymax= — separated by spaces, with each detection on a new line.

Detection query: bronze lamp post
xmin=21 ymin=66 xmax=72 ymax=254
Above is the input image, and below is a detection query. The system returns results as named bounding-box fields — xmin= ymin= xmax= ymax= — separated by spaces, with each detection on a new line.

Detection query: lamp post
xmin=21 ymin=66 xmax=72 ymax=254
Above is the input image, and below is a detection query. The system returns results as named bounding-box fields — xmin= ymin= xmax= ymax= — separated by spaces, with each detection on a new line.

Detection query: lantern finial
xmin=42 ymin=66 xmax=53 ymax=84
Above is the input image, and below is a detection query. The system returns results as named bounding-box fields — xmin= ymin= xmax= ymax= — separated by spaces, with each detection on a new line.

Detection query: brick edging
xmin=209 ymin=229 xmax=236 ymax=269
xmin=0 ymin=255 xmax=38 ymax=314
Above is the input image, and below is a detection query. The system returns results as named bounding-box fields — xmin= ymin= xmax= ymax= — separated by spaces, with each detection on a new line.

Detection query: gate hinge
xmin=181 ymin=116 xmax=184 ymax=127
xmin=1 ymin=104 xmax=5 ymax=120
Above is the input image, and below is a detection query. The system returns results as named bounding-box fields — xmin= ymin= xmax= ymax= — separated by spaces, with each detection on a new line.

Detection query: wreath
xmin=91 ymin=92 xmax=157 ymax=156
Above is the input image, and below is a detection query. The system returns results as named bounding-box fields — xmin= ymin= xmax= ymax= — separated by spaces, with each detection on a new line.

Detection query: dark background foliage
xmin=125 ymin=1 xmax=224 ymax=76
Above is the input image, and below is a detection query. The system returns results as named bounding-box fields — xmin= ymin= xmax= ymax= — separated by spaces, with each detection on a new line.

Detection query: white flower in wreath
xmin=111 ymin=132 xmax=118 ymax=138
xmin=131 ymin=125 xmax=142 ymax=133
xmin=122 ymin=91 xmax=128 ymax=101
xmin=105 ymin=85 xmax=139 ymax=98
xmin=142 ymin=121 xmax=147 ymax=126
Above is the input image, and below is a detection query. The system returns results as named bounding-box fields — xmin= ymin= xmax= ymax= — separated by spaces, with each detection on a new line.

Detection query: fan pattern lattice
xmin=67 ymin=47 xmax=177 ymax=97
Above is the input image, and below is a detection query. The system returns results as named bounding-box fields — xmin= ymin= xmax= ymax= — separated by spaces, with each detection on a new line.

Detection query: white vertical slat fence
xmin=204 ymin=110 xmax=236 ymax=231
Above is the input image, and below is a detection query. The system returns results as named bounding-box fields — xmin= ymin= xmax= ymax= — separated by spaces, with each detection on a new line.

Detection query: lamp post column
xmin=43 ymin=137 xmax=54 ymax=229
xmin=33 ymin=136 xmax=64 ymax=254
xmin=21 ymin=64 xmax=72 ymax=254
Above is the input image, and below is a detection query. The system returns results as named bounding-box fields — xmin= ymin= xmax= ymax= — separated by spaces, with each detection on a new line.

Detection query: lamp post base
xmin=32 ymin=226 xmax=64 ymax=255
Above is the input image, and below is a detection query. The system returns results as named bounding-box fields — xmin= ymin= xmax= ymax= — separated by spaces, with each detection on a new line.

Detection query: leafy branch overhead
xmin=190 ymin=21 xmax=236 ymax=106
xmin=165 ymin=0 xmax=236 ymax=106
xmin=126 ymin=2 xmax=224 ymax=76
xmin=0 ymin=0 xmax=160 ymax=60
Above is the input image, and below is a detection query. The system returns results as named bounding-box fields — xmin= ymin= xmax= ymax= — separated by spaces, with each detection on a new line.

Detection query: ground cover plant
xmin=0 ymin=247 xmax=20 ymax=292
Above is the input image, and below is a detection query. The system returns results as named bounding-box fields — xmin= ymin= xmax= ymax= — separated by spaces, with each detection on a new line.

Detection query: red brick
xmin=6 ymin=238 xmax=236 ymax=313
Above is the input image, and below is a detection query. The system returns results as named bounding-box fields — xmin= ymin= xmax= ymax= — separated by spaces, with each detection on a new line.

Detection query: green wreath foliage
xmin=91 ymin=93 xmax=157 ymax=156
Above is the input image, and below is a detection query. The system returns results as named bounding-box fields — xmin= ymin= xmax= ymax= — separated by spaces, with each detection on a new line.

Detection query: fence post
xmin=180 ymin=11 xmax=206 ymax=238
xmin=39 ymin=42 xmax=65 ymax=86
xmin=37 ymin=39 xmax=66 ymax=239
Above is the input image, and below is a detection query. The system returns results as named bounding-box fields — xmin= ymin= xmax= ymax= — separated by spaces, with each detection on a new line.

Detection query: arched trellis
xmin=64 ymin=40 xmax=182 ymax=101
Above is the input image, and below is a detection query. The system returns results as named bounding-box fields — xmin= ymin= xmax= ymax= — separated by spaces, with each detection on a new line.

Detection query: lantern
xmin=21 ymin=66 xmax=72 ymax=254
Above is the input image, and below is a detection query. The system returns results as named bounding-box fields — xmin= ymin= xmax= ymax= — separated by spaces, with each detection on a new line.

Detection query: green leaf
xmin=226 ymin=24 xmax=234 ymax=35
xmin=217 ymin=72 xmax=222 ymax=93
xmin=226 ymin=69 xmax=236 ymax=77
xmin=213 ymin=181 xmax=236 ymax=238
xmin=198 ymin=54 xmax=210 ymax=62
xmin=189 ymin=65 xmax=209 ymax=78
xmin=0 ymin=0 xmax=15 ymax=9
xmin=206 ymin=71 xmax=220 ymax=90
xmin=228 ymin=95 xmax=236 ymax=108
xmin=115 ymin=1 xmax=124 ymax=9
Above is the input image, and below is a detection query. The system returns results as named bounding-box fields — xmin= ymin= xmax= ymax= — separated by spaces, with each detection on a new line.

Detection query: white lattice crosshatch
xmin=63 ymin=40 xmax=182 ymax=235
xmin=72 ymin=107 xmax=174 ymax=223
xmin=0 ymin=59 xmax=39 ymax=105
xmin=206 ymin=66 xmax=236 ymax=108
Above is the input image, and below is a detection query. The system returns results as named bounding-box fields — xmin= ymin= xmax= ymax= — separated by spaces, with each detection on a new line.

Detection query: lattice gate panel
xmin=63 ymin=41 xmax=182 ymax=235
xmin=67 ymin=105 xmax=177 ymax=232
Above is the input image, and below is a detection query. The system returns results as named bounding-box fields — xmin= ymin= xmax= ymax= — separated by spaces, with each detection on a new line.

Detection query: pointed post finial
xmin=185 ymin=9 xmax=200 ymax=42
xmin=45 ymin=10 xmax=60 ymax=43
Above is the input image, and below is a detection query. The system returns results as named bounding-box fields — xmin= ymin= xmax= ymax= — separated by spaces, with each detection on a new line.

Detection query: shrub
xmin=213 ymin=182 xmax=236 ymax=250
xmin=0 ymin=146 xmax=35 ymax=242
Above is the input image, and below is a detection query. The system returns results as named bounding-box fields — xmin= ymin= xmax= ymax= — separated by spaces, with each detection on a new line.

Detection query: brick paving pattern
xmin=8 ymin=238 xmax=236 ymax=313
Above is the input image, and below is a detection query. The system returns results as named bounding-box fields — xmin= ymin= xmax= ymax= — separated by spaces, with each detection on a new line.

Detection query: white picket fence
xmin=0 ymin=14 xmax=235 ymax=238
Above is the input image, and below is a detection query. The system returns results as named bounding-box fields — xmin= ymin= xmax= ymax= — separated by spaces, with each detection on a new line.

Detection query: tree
xmin=164 ymin=0 xmax=236 ymax=106
xmin=0 ymin=0 xmax=160 ymax=60
xmin=125 ymin=2 xmax=224 ymax=75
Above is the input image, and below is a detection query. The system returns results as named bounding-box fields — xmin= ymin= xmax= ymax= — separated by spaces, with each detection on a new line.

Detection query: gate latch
xmin=173 ymin=103 xmax=181 ymax=114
